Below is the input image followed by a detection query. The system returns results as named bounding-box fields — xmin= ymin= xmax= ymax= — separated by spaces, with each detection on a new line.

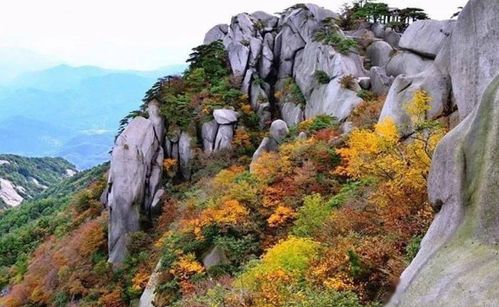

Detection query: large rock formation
xmin=106 ymin=101 xmax=164 ymax=263
xmin=390 ymin=0 xmax=499 ymax=304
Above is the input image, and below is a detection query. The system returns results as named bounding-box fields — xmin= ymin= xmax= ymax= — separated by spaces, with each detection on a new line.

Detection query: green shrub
xmin=314 ymin=70 xmax=331 ymax=84
xmin=293 ymin=194 xmax=331 ymax=237
xmin=314 ymin=20 xmax=358 ymax=54
xmin=357 ymin=89 xmax=377 ymax=102
xmin=289 ymin=286 xmax=362 ymax=307
xmin=405 ymin=235 xmax=423 ymax=262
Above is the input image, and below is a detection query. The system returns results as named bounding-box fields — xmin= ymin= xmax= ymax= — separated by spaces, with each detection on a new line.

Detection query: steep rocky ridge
xmin=101 ymin=1 xmax=499 ymax=305
xmin=389 ymin=0 xmax=499 ymax=305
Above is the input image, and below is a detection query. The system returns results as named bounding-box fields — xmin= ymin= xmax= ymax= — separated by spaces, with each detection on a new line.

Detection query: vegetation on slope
xmin=0 ymin=164 xmax=107 ymax=291
xmin=0 ymin=154 xmax=76 ymax=208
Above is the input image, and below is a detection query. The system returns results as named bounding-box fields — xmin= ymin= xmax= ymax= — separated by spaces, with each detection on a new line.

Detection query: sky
xmin=0 ymin=0 xmax=466 ymax=71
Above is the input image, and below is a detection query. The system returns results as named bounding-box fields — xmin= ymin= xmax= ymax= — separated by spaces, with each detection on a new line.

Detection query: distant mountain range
xmin=0 ymin=63 xmax=186 ymax=169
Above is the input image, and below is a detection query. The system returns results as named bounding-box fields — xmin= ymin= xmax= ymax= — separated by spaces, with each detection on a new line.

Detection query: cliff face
xmin=389 ymin=0 xmax=499 ymax=305
xmin=104 ymin=0 xmax=499 ymax=305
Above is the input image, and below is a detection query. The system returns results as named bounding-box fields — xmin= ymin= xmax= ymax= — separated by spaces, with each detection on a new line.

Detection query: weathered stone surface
xmin=346 ymin=28 xmax=377 ymax=49
xmin=371 ymin=23 xmax=385 ymax=38
xmin=213 ymin=109 xmax=238 ymax=124
xmin=448 ymin=0 xmax=499 ymax=119
xmin=250 ymin=81 xmax=269 ymax=110
xmin=385 ymin=51 xmax=431 ymax=77
xmin=390 ymin=76 xmax=499 ymax=307
xmin=139 ymin=261 xmax=162 ymax=307
xmin=366 ymin=40 xmax=393 ymax=67
xmin=227 ymin=42 xmax=250 ymax=78
xmin=241 ymin=68 xmax=254 ymax=94
xmin=203 ymin=24 xmax=228 ymax=44
xmin=379 ymin=64 xmax=451 ymax=136
xmin=178 ymin=132 xmax=193 ymax=180
xmin=251 ymin=11 xmax=279 ymax=29
xmin=202 ymin=246 xmax=229 ymax=270
xmin=0 ymin=178 xmax=23 ymax=207
xmin=399 ymin=20 xmax=455 ymax=59
xmin=383 ymin=28 xmax=401 ymax=48
xmin=150 ymin=189 xmax=165 ymax=214
xmin=269 ymin=119 xmax=289 ymax=143
xmin=294 ymin=42 xmax=366 ymax=98
xmin=259 ymin=33 xmax=275 ymax=79
xmin=249 ymin=37 xmax=263 ymax=67
xmin=107 ymin=116 xmax=158 ymax=263
xmin=201 ymin=120 xmax=218 ymax=154
xmin=305 ymin=79 xmax=362 ymax=121
xmin=370 ymin=66 xmax=394 ymax=96
xmin=275 ymin=4 xmax=336 ymax=79
xmin=214 ymin=125 xmax=234 ymax=152
xmin=281 ymin=102 xmax=304 ymax=127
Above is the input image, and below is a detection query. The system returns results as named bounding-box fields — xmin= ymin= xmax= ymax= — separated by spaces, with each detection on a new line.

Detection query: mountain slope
xmin=0 ymin=154 xmax=77 ymax=208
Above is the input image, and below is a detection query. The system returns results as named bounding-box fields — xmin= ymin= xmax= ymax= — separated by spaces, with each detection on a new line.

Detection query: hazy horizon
xmin=0 ymin=0 xmax=466 ymax=73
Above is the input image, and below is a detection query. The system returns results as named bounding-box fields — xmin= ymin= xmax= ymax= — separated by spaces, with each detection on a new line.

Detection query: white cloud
xmin=0 ymin=0 xmax=466 ymax=70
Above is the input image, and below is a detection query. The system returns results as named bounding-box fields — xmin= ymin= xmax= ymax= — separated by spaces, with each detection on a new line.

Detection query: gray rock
xmin=304 ymin=3 xmax=339 ymax=22
xmin=259 ymin=33 xmax=275 ymax=79
xmin=448 ymin=0 xmax=499 ymax=119
xmin=369 ymin=66 xmax=394 ymax=96
xmin=281 ymin=102 xmax=304 ymax=127
xmin=139 ymin=261 xmax=162 ymax=307
xmin=389 ymin=76 xmax=499 ymax=307
xmin=275 ymin=26 xmax=306 ymax=78
xmin=379 ymin=64 xmax=451 ymax=136
xmin=250 ymin=137 xmax=279 ymax=172
xmin=256 ymin=102 xmax=272 ymax=129
xmin=202 ymin=246 xmax=229 ymax=270
xmin=385 ymin=51 xmax=431 ymax=77
xmin=383 ymin=29 xmax=401 ymax=48
xmin=249 ymin=37 xmax=263 ymax=67
xmin=399 ymin=20 xmax=455 ymax=59
xmin=227 ymin=41 xmax=250 ymax=78
xmin=108 ymin=116 xmax=159 ymax=263
xmin=294 ymin=42 xmax=366 ymax=98
xmin=150 ymin=189 xmax=165 ymax=214
xmin=371 ymin=23 xmax=385 ymax=38
xmin=178 ymin=132 xmax=193 ymax=180
xmin=214 ymin=125 xmax=234 ymax=151
xmin=269 ymin=119 xmax=289 ymax=143
xmin=201 ymin=120 xmax=218 ymax=154
xmin=251 ymin=11 xmax=279 ymax=29
xmin=250 ymin=81 xmax=269 ymax=110
xmin=366 ymin=40 xmax=393 ymax=67
xmin=241 ymin=68 xmax=254 ymax=94
xmin=203 ymin=24 xmax=228 ymax=44
xmin=275 ymin=4 xmax=336 ymax=79
xmin=347 ymin=29 xmax=377 ymax=49
xmin=305 ymin=79 xmax=362 ymax=121
xmin=213 ymin=109 xmax=238 ymax=124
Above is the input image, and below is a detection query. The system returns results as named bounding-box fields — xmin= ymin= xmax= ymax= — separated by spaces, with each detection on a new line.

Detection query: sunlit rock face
xmin=106 ymin=101 xmax=164 ymax=264
xmin=389 ymin=0 xmax=499 ymax=305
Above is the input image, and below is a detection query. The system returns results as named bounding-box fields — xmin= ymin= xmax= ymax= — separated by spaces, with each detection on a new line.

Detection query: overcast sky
xmin=0 ymin=0 xmax=466 ymax=70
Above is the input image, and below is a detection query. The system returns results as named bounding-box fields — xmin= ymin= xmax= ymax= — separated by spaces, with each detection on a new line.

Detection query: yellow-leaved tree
xmin=336 ymin=89 xmax=446 ymax=229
